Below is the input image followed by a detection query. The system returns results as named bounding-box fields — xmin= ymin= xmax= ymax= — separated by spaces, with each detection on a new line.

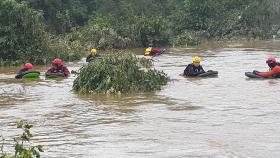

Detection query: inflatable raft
xmin=198 ymin=71 xmax=218 ymax=77
xmin=181 ymin=70 xmax=218 ymax=78
xmin=245 ymin=72 xmax=263 ymax=78
xmin=15 ymin=71 xmax=40 ymax=79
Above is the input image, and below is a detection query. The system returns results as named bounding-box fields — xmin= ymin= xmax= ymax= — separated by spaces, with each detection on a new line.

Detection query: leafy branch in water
xmin=0 ymin=121 xmax=43 ymax=158
xmin=73 ymin=52 xmax=169 ymax=94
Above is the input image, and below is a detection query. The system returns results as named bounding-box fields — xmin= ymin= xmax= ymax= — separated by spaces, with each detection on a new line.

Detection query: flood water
xmin=1 ymin=40 xmax=280 ymax=158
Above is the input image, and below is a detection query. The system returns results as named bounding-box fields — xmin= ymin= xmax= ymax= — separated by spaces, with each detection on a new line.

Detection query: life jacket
xmin=15 ymin=69 xmax=29 ymax=79
xmin=258 ymin=65 xmax=280 ymax=78
xmin=270 ymin=65 xmax=280 ymax=78
xmin=275 ymin=73 xmax=280 ymax=78
xmin=184 ymin=64 xmax=205 ymax=76
xmin=274 ymin=65 xmax=280 ymax=78
xmin=145 ymin=47 xmax=152 ymax=56
xmin=52 ymin=66 xmax=64 ymax=73
xmin=19 ymin=68 xmax=29 ymax=74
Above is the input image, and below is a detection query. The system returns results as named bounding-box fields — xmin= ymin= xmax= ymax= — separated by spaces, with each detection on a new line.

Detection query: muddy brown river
xmin=1 ymin=40 xmax=280 ymax=158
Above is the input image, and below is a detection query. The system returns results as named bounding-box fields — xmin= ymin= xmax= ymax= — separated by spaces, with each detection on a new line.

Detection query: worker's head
xmin=24 ymin=63 xmax=33 ymax=70
xmin=53 ymin=58 xmax=62 ymax=67
xmin=192 ymin=56 xmax=201 ymax=67
xmin=90 ymin=49 xmax=97 ymax=55
xmin=266 ymin=57 xmax=277 ymax=68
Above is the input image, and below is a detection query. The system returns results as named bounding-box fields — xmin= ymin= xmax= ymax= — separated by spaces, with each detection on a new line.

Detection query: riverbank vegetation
xmin=0 ymin=121 xmax=43 ymax=158
xmin=1 ymin=0 xmax=280 ymax=64
xmin=73 ymin=52 xmax=169 ymax=94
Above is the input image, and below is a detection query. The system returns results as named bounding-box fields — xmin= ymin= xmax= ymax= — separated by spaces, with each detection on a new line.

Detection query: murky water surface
xmin=1 ymin=40 xmax=280 ymax=158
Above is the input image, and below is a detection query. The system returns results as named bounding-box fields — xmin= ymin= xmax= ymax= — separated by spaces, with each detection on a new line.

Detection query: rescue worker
xmin=254 ymin=57 xmax=280 ymax=78
xmin=15 ymin=63 xmax=33 ymax=79
xmin=183 ymin=56 xmax=206 ymax=76
xmin=144 ymin=44 xmax=163 ymax=56
xmin=46 ymin=58 xmax=70 ymax=77
xmin=86 ymin=49 xmax=99 ymax=62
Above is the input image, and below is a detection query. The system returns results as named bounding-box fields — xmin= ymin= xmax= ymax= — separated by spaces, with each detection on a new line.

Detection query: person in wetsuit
xmin=46 ymin=58 xmax=70 ymax=77
xmin=144 ymin=44 xmax=163 ymax=56
xmin=254 ymin=57 xmax=280 ymax=78
xmin=86 ymin=49 xmax=99 ymax=62
xmin=183 ymin=56 xmax=205 ymax=77
xmin=15 ymin=63 xmax=33 ymax=79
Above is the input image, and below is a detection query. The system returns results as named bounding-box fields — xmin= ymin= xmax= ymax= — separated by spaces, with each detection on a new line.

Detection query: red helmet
xmin=53 ymin=58 xmax=62 ymax=66
xmin=266 ymin=57 xmax=276 ymax=63
xmin=24 ymin=63 xmax=33 ymax=70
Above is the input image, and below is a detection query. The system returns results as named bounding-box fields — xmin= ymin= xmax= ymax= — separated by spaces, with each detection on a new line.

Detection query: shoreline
xmin=2 ymin=39 xmax=280 ymax=67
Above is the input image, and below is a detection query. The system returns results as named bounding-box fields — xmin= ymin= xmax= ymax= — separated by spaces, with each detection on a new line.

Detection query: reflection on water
xmin=1 ymin=40 xmax=280 ymax=157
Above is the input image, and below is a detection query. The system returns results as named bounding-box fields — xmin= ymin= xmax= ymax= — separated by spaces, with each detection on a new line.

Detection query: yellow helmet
xmin=90 ymin=49 xmax=97 ymax=55
xmin=145 ymin=47 xmax=152 ymax=55
xmin=192 ymin=56 xmax=201 ymax=63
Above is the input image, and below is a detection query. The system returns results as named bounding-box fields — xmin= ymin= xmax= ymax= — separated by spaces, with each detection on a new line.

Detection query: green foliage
xmin=66 ymin=16 xmax=132 ymax=50
xmin=73 ymin=52 xmax=169 ymax=94
xmin=47 ymin=34 xmax=83 ymax=62
xmin=0 ymin=0 xmax=49 ymax=64
xmin=0 ymin=0 xmax=83 ymax=65
xmin=238 ymin=0 xmax=280 ymax=39
xmin=2 ymin=0 xmax=280 ymax=64
xmin=55 ymin=0 xmax=280 ymax=49
xmin=168 ymin=0 xmax=280 ymax=40
xmin=0 ymin=59 xmax=22 ymax=67
xmin=65 ymin=15 xmax=171 ymax=50
xmin=133 ymin=16 xmax=171 ymax=46
xmin=169 ymin=31 xmax=202 ymax=47
xmin=0 ymin=121 xmax=43 ymax=158
xmin=21 ymin=0 xmax=89 ymax=34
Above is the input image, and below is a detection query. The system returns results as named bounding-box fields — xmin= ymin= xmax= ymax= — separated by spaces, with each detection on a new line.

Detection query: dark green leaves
xmin=0 ymin=0 xmax=49 ymax=63
xmin=1 ymin=121 xmax=43 ymax=158
xmin=73 ymin=52 xmax=169 ymax=94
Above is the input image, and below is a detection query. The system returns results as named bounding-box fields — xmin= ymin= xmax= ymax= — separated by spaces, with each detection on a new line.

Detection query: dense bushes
xmin=0 ymin=0 xmax=48 ymax=64
xmin=2 ymin=0 xmax=280 ymax=65
xmin=52 ymin=0 xmax=280 ymax=48
xmin=73 ymin=52 xmax=169 ymax=94
xmin=174 ymin=0 xmax=280 ymax=42
xmin=0 ymin=0 xmax=82 ymax=65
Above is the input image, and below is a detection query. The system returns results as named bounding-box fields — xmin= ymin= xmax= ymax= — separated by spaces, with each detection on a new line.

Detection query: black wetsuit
xmin=184 ymin=64 xmax=205 ymax=76
xmin=86 ymin=54 xmax=99 ymax=62
xmin=15 ymin=68 xmax=29 ymax=79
